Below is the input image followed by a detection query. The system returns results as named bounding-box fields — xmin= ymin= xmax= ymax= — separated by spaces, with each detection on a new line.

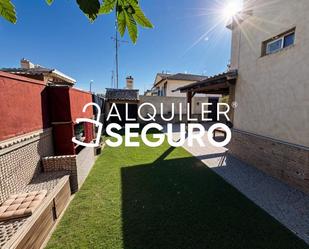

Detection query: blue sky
xmin=0 ymin=0 xmax=242 ymax=93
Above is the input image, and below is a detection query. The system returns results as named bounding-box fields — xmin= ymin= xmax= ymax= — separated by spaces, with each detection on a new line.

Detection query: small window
xmin=266 ymin=38 xmax=283 ymax=54
xmin=284 ymin=32 xmax=295 ymax=47
xmin=163 ymin=82 xmax=167 ymax=97
xmin=262 ymin=28 xmax=295 ymax=56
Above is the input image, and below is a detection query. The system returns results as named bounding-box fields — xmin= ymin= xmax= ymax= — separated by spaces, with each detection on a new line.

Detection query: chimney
xmin=126 ymin=76 xmax=134 ymax=89
xmin=20 ymin=59 xmax=35 ymax=69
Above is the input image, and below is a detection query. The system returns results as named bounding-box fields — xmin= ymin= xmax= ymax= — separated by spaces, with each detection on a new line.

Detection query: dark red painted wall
xmin=0 ymin=72 xmax=49 ymax=141
xmin=48 ymin=87 xmax=93 ymax=123
xmin=84 ymin=122 xmax=94 ymax=143
xmin=53 ymin=124 xmax=75 ymax=155
xmin=48 ymin=87 xmax=71 ymax=123
xmin=48 ymin=86 xmax=94 ymax=155
xmin=0 ymin=71 xmax=94 ymax=156
xmin=69 ymin=88 xmax=93 ymax=122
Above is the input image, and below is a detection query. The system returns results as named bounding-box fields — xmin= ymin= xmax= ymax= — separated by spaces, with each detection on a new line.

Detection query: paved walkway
xmin=164 ymin=124 xmax=309 ymax=244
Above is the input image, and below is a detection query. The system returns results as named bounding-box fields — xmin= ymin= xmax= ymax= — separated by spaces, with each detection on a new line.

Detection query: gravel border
xmin=165 ymin=124 xmax=309 ymax=244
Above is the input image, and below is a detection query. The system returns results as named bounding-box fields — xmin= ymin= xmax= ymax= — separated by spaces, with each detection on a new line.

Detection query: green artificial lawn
xmin=46 ymin=133 xmax=308 ymax=249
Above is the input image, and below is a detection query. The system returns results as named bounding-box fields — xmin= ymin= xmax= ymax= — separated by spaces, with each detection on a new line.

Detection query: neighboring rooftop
xmin=173 ymin=70 xmax=238 ymax=93
xmin=105 ymin=88 xmax=139 ymax=101
xmin=165 ymin=73 xmax=207 ymax=81
xmin=154 ymin=73 xmax=208 ymax=87
xmin=1 ymin=59 xmax=76 ymax=86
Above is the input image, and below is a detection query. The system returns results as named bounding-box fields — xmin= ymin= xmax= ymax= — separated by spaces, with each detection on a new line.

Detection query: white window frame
xmin=283 ymin=31 xmax=295 ymax=47
xmin=266 ymin=37 xmax=284 ymax=55
xmin=265 ymin=30 xmax=295 ymax=55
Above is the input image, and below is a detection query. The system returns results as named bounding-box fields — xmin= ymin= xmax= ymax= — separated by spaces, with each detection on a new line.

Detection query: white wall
xmin=231 ymin=0 xmax=309 ymax=147
xmin=156 ymin=80 xmax=206 ymax=97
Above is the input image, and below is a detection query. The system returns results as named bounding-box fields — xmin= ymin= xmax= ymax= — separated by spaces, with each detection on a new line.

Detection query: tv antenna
xmin=111 ymin=20 xmax=129 ymax=89
xmin=111 ymin=70 xmax=115 ymax=88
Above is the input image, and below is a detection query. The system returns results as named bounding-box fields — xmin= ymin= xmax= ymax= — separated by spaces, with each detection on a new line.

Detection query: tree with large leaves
xmin=0 ymin=0 xmax=153 ymax=43
xmin=0 ymin=0 xmax=16 ymax=24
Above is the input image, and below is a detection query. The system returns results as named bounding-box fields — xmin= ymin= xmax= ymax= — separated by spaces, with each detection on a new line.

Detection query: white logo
xmin=231 ymin=101 xmax=238 ymax=109
xmin=72 ymin=103 xmax=103 ymax=148
xmin=72 ymin=102 xmax=232 ymax=148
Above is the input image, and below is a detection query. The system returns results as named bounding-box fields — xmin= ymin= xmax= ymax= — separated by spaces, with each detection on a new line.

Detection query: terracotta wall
xmin=0 ymin=72 xmax=49 ymax=141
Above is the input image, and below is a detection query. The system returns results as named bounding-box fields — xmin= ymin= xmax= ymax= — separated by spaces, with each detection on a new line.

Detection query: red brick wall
xmin=0 ymin=71 xmax=49 ymax=141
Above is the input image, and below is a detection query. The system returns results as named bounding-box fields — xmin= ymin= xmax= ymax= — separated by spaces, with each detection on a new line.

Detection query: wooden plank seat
xmin=0 ymin=172 xmax=71 ymax=249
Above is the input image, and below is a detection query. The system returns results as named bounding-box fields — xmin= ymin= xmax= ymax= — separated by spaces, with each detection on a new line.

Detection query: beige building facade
xmin=230 ymin=0 xmax=309 ymax=147
xmin=152 ymin=73 xmax=207 ymax=97
xmin=227 ymin=0 xmax=309 ymax=194
xmin=174 ymin=0 xmax=309 ymax=194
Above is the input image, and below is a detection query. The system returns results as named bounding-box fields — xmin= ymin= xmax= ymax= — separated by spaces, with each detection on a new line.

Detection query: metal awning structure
xmin=173 ymin=70 xmax=238 ymax=95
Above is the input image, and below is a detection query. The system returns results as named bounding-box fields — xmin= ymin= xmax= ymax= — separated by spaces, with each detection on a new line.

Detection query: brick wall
xmin=42 ymin=155 xmax=78 ymax=192
xmin=0 ymin=129 xmax=54 ymax=203
xmin=42 ymin=147 xmax=95 ymax=192
xmin=228 ymin=129 xmax=309 ymax=194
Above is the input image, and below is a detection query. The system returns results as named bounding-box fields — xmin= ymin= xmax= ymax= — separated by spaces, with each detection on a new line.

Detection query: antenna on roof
xmin=111 ymin=19 xmax=129 ymax=89
xmin=162 ymin=70 xmax=171 ymax=74
xmin=111 ymin=70 xmax=115 ymax=88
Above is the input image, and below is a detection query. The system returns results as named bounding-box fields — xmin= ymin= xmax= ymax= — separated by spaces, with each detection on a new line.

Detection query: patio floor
xmin=165 ymin=123 xmax=309 ymax=244
xmin=45 ymin=131 xmax=309 ymax=249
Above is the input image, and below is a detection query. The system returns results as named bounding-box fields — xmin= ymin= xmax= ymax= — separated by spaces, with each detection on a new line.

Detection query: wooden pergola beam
xmin=193 ymin=90 xmax=229 ymax=95
xmin=174 ymin=70 xmax=238 ymax=94
xmin=180 ymin=82 xmax=229 ymax=93
xmin=187 ymin=91 xmax=193 ymax=120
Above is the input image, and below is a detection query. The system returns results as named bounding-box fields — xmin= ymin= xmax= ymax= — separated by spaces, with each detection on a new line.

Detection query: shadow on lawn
xmin=121 ymin=147 xmax=308 ymax=249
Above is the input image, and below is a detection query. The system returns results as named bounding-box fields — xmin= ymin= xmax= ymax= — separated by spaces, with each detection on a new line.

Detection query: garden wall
xmin=0 ymin=72 xmax=49 ymax=141
xmin=48 ymin=86 xmax=94 ymax=155
xmin=228 ymin=129 xmax=309 ymax=194
xmin=42 ymin=147 xmax=95 ymax=192
xmin=0 ymin=129 xmax=54 ymax=203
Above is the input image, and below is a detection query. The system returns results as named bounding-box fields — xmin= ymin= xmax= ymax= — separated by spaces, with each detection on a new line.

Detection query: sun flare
xmin=222 ymin=1 xmax=243 ymax=21
xmin=183 ymin=0 xmax=244 ymax=54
